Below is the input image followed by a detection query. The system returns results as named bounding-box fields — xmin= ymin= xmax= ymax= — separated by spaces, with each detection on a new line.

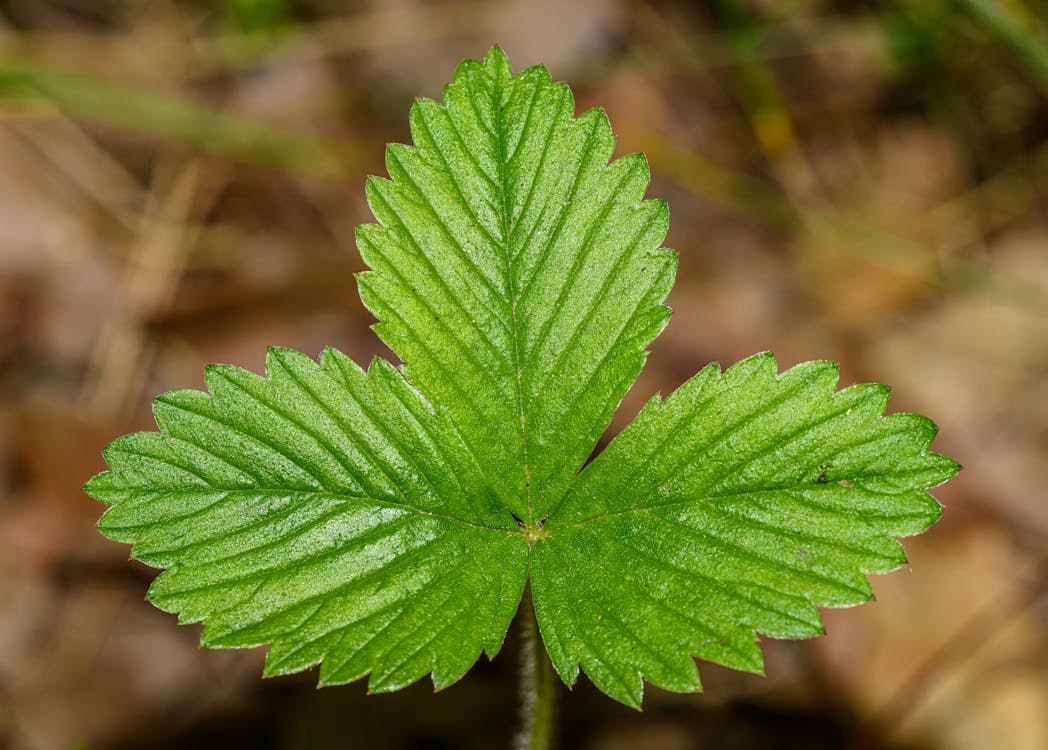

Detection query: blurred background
xmin=0 ymin=0 xmax=1046 ymax=748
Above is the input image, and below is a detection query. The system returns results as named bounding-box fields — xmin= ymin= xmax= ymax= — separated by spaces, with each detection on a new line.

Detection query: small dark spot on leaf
xmin=511 ymin=512 xmax=525 ymax=530
xmin=537 ymin=515 xmax=548 ymax=529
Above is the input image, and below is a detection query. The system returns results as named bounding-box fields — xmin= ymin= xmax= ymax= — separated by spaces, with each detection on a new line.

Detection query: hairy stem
xmin=516 ymin=585 xmax=555 ymax=750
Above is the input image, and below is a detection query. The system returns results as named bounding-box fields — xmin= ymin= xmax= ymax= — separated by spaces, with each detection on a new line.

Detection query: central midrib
xmin=489 ymin=70 xmax=535 ymax=525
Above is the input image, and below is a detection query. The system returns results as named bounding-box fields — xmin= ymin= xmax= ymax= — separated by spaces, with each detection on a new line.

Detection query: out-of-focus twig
xmin=0 ymin=60 xmax=352 ymax=175
xmin=955 ymin=0 xmax=1048 ymax=94
xmin=865 ymin=573 xmax=1048 ymax=743
xmin=4 ymin=110 xmax=145 ymax=232
xmin=191 ymin=0 xmax=493 ymax=73
xmin=79 ymin=159 xmax=205 ymax=422
xmin=640 ymin=130 xmax=1048 ymax=315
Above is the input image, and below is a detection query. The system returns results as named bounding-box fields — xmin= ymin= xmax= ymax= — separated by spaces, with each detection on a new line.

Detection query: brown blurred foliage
xmin=0 ymin=1 xmax=1046 ymax=748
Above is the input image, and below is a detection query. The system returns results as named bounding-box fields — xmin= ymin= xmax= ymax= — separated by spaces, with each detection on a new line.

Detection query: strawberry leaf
xmin=532 ymin=353 xmax=955 ymax=704
xmin=86 ymin=47 xmax=958 ymax=707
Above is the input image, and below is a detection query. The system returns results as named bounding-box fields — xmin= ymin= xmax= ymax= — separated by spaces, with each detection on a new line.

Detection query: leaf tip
xmin=82 ymin=471 xmax=110 ymax=503
xmin=264 ymin=343 xmax=295 ymax=362
xmin=938 ymin=456 xmax=962 ymax=484
xmin=745 ymin=350 xmax=779 ymax=373
xmin=484 ymin=44 xmax=512 ymax=76
xmin=202 ymin=361 xmax=244 ymax=394
xmin=363 ymin=172 xmax=392 ymax=208
xmin=485 ymin=43 xmax=507 ymax=62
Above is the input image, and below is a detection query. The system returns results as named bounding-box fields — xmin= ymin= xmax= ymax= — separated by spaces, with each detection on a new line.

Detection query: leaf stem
xmin=516 ymin=584 xmax=555 ymax=750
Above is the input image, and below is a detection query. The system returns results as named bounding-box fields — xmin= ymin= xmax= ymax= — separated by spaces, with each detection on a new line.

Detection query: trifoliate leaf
xmin=86 ymin=47 xmax=958 ymax=707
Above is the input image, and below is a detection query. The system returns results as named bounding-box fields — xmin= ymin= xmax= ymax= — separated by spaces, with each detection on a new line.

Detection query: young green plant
xmin=85 ymin=46 xmax=958 ymax=741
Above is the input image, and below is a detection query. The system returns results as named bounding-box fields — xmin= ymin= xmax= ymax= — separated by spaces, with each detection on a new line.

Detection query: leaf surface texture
xmin=87 ymin=48 xmax=958 ymax=706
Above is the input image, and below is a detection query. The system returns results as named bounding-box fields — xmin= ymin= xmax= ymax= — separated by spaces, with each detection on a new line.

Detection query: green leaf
xmin=86 ymin=47 xmax=958 ymax=707
xmin=532 ymin=353 xmax=955 ymax=704
xmin=356 ymin=47 xmax=675 ymax=521
xmin=87 ymin=348 xmax=527 ymax=691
